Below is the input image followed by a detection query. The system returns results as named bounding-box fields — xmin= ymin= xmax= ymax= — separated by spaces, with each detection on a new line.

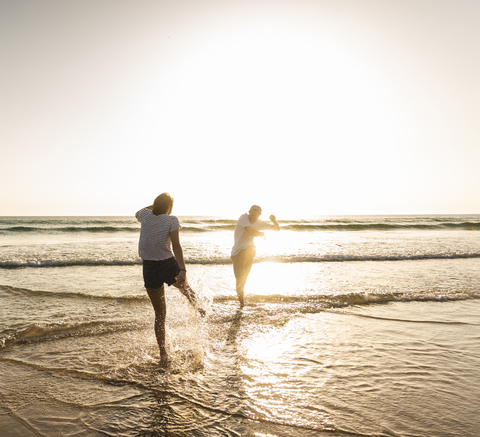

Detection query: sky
xmin=1 ymin=0 xmax=480 ymax=217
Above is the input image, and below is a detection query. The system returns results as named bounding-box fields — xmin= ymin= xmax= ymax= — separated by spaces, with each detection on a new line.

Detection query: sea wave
xmin=2 ymin=216 xmax=479 ymax=235
xmin=3 ymin=284 xmax=478 ymax=308
xmin=282 ymin=222 xmax=480 ymax=231
xmin=1 ymin=225 xmax=140 ymax=233
xmin=216 ymin=290 xmax=480 ymax=308
xmin=0 ymin=318 xmax=147 ymax=349
xmin=0 ymin=259 xmax=143 ymax=268
xmin=1 ymin=252 xmax=480 ymax=268
xmin=2 ymin=285 xmax=479 ymax=350
xmin=0 ymin=284 xmax=148 ymax=302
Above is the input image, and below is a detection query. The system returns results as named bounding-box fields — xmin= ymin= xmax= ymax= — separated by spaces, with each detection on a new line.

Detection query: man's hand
xmin=269 ymin=215 xmax=280 ymax=231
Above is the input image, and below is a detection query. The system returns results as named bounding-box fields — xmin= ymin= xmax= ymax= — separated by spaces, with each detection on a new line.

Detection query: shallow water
xmin=1 ymin=215 xmax=480 ymax=436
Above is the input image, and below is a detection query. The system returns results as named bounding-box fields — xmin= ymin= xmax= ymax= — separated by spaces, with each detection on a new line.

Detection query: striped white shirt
xmin=136 ymin=209 xmax=181 ymax=261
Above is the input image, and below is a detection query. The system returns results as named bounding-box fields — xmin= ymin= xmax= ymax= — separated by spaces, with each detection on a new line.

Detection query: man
xmin=231 ymin=205 xmax=280 ymax=306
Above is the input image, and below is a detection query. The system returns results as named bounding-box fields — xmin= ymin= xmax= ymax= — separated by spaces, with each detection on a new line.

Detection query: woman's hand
xmin=174 ymin=270 xmax=186 ymax=287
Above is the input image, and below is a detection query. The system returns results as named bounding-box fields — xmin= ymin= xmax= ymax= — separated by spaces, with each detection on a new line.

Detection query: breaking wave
xmin=1 ymin=215 xmax=479 ymax=235
xmin=2 ymin=252 xmax=480 ymax=269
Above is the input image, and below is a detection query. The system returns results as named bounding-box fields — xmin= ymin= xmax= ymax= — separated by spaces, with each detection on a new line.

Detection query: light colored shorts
xmin=231 ymin=246 xmax=256 ymax=278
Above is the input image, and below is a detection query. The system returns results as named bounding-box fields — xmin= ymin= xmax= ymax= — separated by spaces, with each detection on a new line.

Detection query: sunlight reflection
xmin=244 ymin=326 xmax=295 ymax=364
xmin=255 ymin=229 xmax=309 ymax=257
xmin=239 ymin=315 xmax=337 ymax=427
xmin=246 ymin=262 xmax=299 ymax=296
xmin=246 ymin=230 xmax=342 ymax=297
xmin=255 ymin=228 xmax=356 ymax=261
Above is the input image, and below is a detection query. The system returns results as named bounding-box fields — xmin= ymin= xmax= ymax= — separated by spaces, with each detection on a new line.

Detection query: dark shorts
xmin=142 ymin=258 xmax=180 ymax=289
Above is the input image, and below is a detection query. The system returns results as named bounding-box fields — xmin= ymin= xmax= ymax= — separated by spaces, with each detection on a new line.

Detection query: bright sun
xmin=113 ymin=18 xmax=406 ymax=217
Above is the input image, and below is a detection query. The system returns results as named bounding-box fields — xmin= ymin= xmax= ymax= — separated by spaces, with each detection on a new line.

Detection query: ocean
xmin=1 ymin=214 xmax=479 ymax=437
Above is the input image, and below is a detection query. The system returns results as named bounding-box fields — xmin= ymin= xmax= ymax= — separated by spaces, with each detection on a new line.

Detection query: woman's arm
xmin=135 ymin=205 xmax=153 ymax=218
xmin=170 ymin=228 xmax=203 ymax=313
xmin=170 ymin=228 xmax=186 ymax=282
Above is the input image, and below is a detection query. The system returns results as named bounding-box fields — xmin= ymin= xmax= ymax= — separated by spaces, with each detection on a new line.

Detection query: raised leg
xmin=173 ymin=280 xmax=206 ymax=317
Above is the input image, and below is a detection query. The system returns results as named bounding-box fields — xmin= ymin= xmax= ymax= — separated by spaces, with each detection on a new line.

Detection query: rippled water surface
xmin=1 ymin=215 xmax=480 ymax=436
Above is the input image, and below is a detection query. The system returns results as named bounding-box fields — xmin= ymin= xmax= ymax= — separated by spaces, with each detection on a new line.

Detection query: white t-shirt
xmin=231 ymin=213 xmax=271 ymax=257
xmin=137 ymin=209 xmax=181 ymax=261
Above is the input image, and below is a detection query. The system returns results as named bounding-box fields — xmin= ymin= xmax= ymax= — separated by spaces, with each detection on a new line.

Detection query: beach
xmin=1 ymin=215 xmax=480 ymax=436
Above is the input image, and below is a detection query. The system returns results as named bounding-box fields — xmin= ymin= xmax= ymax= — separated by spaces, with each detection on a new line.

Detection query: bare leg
xmin=146 ymin=287 xmax=168 ymax=364
xmin=234 ymin=246 xmax=256 ymax=307
xmin=173 ymin=281 xmax=206 ymax=317
xmin=235 ymin=277 xmax=245 ymax=307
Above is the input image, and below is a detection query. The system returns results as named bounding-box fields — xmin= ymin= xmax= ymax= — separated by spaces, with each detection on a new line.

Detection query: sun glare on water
xmin=246 ymin=231 xmax=310 ymax=297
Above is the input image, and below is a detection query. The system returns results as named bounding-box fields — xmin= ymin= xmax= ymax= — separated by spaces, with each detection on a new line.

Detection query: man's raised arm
xmin=269 ymin=215 xmax=280 ymax=231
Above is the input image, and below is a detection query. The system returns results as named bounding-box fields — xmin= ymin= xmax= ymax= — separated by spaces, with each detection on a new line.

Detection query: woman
xmin=136 ymin=192 xmax=204 ymax=365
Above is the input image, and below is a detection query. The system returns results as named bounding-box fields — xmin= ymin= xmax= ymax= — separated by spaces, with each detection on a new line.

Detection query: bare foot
xmin=159 ymin=347 xmax=168 ymax=367
xmin=236 ymin=288 xmax=244 ymax=307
